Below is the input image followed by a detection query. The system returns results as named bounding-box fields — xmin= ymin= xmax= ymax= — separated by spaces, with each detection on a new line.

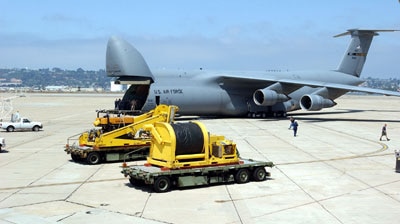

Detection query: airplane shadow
xmin=286 ymin=109 xmax=400 ymax=123
xmin=176 ymin=108 xmax=400 ymax=123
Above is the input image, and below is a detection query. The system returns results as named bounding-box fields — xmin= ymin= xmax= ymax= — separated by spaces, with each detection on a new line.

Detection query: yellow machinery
xmin=122 ymin=120 xmax=274 ymax=192
xmin=65 ymin=104 xmax=178 ymax=164
xmin=144 ymin=121 xmax=239 ymax=169
xmin=76 ymin=110 xmax=136 ymax=149
xmin=93 ymin=109 xmax=136 ymax=132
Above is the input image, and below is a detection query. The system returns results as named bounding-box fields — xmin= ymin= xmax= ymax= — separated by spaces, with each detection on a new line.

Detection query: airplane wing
xmin=276 ymin=78 xmax=400 ymax=96
xmin=219 ymin=74 xmax=400 ymax=97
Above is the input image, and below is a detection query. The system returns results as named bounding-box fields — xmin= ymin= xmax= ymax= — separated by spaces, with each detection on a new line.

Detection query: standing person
xmin=288 ymin=116 xmax=294 ymax=129
xmin=380 ymin=123 xmax=390 ymax=141
xmin=114 ymin=99 xmax=118 ymax=110
xmin=11 ymin=111 xmax=20 ymax=122
xmin=288 ymin=116 xmax=299 ymax=137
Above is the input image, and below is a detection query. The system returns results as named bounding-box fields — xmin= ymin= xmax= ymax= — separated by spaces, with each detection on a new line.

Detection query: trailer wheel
xmin=153 ymin=176 xmax=171 ymax=193
xmin=129 ymin=177 xmax=144 ymax=186
xmin=129 ymin=177 xmax=135 ymax=185
xmin=71 ymin=154 xmax=80 ymax=162
xmin=252 ymin=167 xmax=267 ymax=181
xmin=86 ymin=152 xmax=101 ymax=165
xmin=234 ymin=169 xmax=250 ymax=184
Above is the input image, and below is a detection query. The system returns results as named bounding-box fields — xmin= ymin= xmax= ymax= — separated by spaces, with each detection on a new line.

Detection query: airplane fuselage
xmin=137 ymin=69 xmax=364 ymax=116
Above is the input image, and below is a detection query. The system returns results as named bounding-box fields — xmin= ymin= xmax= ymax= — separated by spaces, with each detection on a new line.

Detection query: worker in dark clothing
xmin=288 ymin=116 xmax=299 ymax=137
xmin=380 ymin=123 xmax=390 ymax=141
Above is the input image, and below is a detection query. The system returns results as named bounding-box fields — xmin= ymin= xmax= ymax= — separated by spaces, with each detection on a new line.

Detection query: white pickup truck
xmin=0 ymin=117 xmax=43 ymax=132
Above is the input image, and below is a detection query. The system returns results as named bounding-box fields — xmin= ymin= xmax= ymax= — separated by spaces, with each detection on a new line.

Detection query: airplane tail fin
xmin=106 ymin=36 xmax=155 ymax=84
xmin=334 ymin=29 xmax=397 ymax=77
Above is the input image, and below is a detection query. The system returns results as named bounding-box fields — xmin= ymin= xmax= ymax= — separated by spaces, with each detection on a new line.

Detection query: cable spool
xmin=171 ymin=122 xmax=204 ymax=155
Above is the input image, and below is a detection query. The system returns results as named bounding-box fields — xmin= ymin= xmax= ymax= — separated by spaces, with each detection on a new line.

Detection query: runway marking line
xmin=0 ymin=178 xmax=126 ymax=191
xmin=275 ymin=142 xmax=389 ymax=166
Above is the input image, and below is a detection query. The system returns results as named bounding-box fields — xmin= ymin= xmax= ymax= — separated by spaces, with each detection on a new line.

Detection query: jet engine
xmin=300 ymin=94 xmax=336 ymax=111
xmin=253 ymin=89 xmax=289 ymax=106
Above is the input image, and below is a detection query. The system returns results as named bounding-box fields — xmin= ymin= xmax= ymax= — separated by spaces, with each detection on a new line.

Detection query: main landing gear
xmin=247 ymin=111 xmax=287 ymax=118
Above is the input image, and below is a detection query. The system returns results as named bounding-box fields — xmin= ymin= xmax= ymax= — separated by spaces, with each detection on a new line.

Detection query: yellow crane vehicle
xmin=65 ymin=104 xmax=178 ymax=165
xmin=121 ymin=121 xmax=274 ymax=192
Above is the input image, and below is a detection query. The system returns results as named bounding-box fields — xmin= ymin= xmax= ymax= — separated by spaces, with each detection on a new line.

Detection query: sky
xmin=1 ymin=0 xmax=400 ymax=78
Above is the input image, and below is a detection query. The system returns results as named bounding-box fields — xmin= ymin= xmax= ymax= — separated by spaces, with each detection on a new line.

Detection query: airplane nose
xmin=106 ymin=36 xmax=154 ymax=82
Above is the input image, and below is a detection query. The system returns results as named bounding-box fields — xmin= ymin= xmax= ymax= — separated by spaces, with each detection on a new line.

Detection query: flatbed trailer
xmin=122 ymin=158 xmax=274 ymax=192
xmin=65 ymin=140 xmax=149 ymax=164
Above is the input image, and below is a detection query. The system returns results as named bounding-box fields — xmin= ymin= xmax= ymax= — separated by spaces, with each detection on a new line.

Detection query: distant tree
xmin=52 ymin=67 xmax=63 ymax=72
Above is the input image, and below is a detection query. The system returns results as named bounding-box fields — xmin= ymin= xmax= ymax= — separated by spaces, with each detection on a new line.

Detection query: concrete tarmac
xmin=0 ymin=93 xmax=400 ymax=224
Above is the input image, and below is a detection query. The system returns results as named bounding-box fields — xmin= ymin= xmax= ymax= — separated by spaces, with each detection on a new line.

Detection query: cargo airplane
xmin=106 ymin=29 xmax=400 ymax=117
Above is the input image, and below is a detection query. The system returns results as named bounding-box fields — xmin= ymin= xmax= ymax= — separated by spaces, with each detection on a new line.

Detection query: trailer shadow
xmin=124 ymin=176 xmax=274 ymax=193
xmin=124 ymin=182 xmax=153 ymax=193
xmin=68 ymin=157 xmax=146 ymax=165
